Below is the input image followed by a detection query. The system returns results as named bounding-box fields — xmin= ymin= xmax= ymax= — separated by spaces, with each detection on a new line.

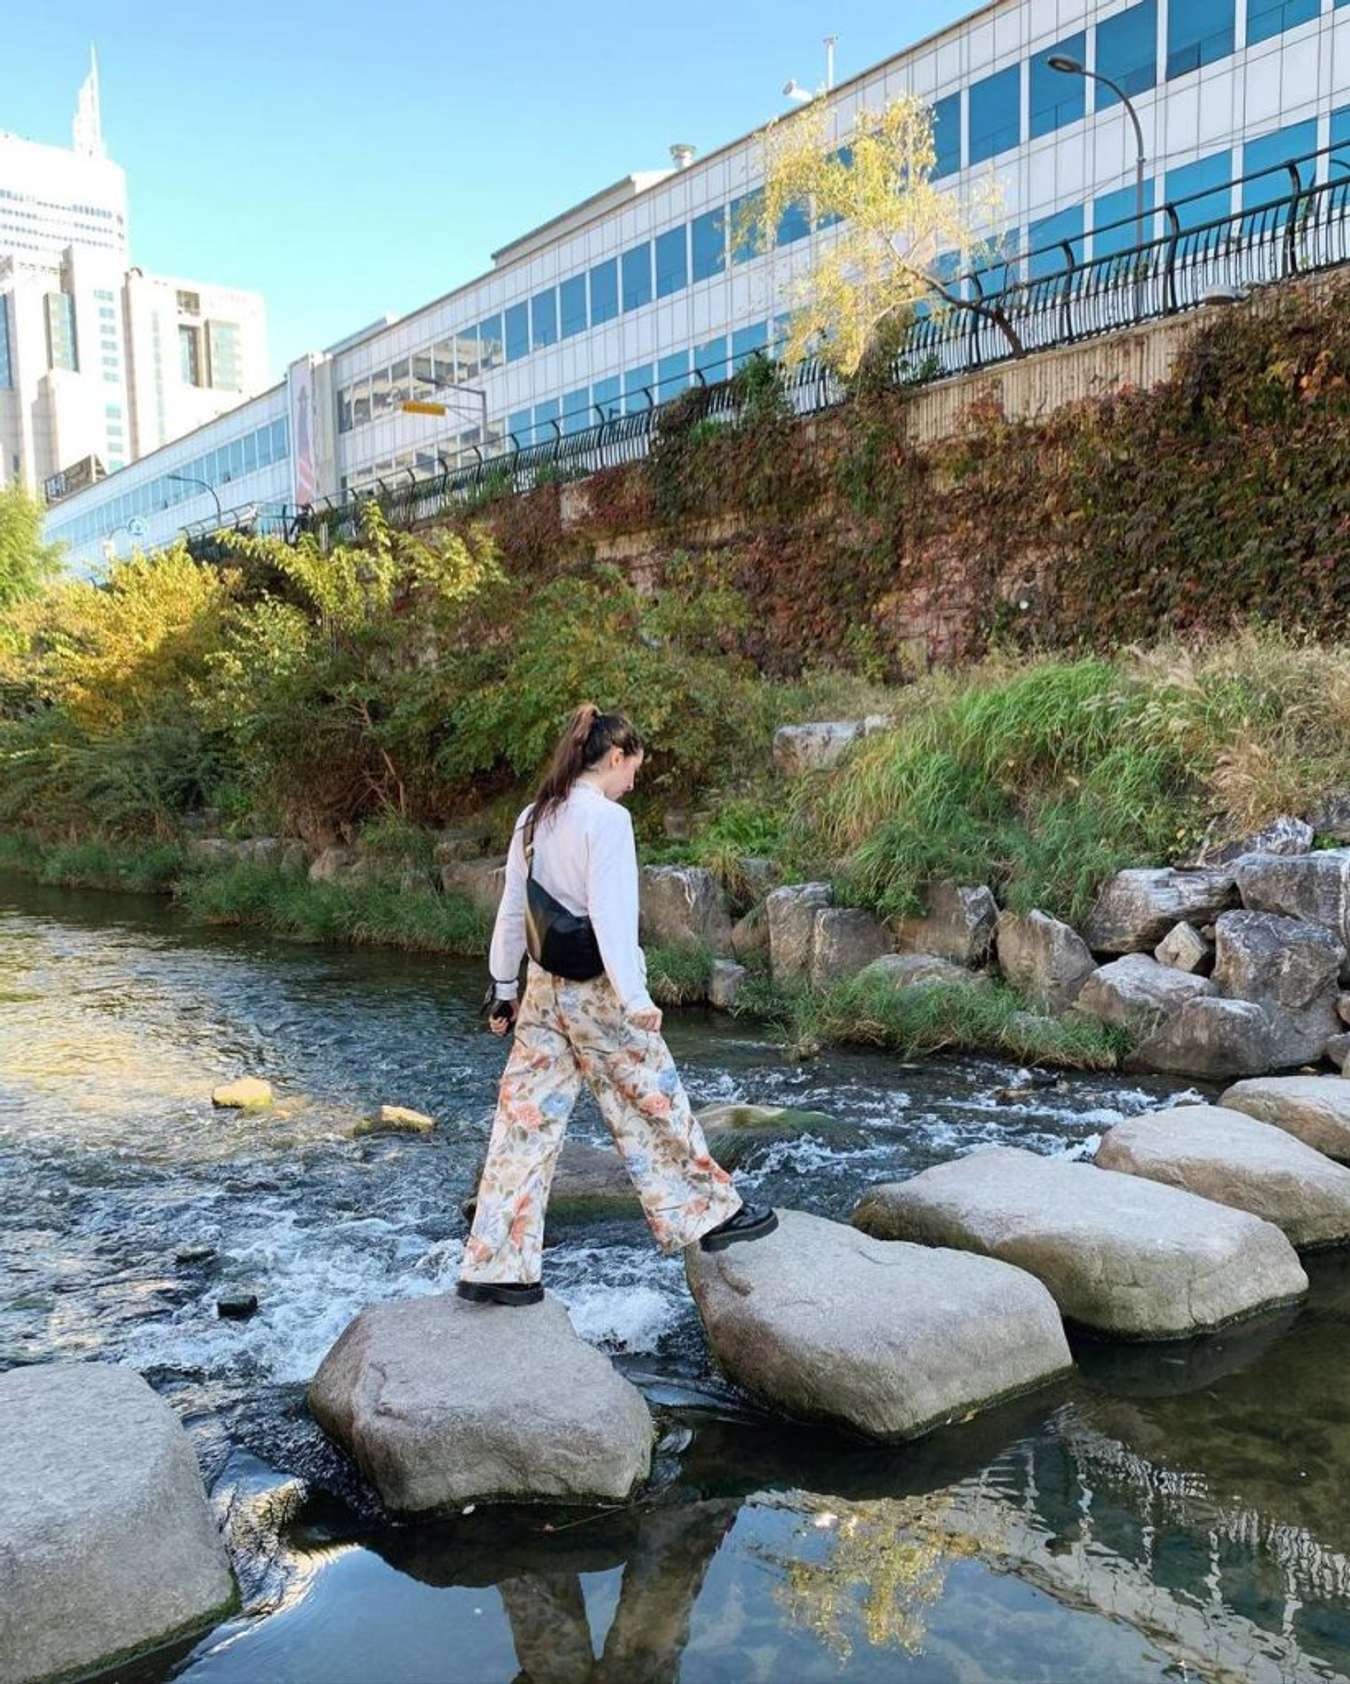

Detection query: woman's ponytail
xmin=531 ymin=703 xmax=644 ymax=828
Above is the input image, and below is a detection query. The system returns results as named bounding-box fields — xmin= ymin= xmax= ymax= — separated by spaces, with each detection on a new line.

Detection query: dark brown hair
xmin=530 ymin=703 xmax=644 ymax=829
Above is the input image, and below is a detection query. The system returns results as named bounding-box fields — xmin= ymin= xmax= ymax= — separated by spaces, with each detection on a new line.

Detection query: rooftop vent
xmin=670 ymin=143 xmax=696 ymax=171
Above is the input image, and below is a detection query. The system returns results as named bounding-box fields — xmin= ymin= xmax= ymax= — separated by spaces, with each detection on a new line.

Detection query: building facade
xmin=0 ymin=54 xmax=268 ymax=497
xmin=45 ymin=0 xmax=1346 ymax=570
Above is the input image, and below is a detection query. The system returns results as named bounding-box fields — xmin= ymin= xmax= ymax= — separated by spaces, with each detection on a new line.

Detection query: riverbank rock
xmin=1073 ymin=953 xmax=1213 ymax=1031
xmin=1326 ymin=1031 xmax=1350 ymax=1071
xmin=211 ymin=1076 xmax=273 ymax=1109
xmin=709 ymin=959 xmax=748 ymax=1010
xmin=856 ymin=952 xmax=986 ymax=991
xmin=1081 ymin=868 xmax=1237 ymax=954
xmin=1218 ymin=1076 xmax=1350 ymax=1161
xmin=894 ymin=882 xmax=998 ymax=968
xmin=1234 ymin=849 xmax=1350 ymax=948
xmin=462 ymin=1139 xmax=643 ymax=1229
xmin=1155 ymin=921 xmax=1213 ymax=974
xmin=730 ymin=902 xmax=768 ymax=961
xmin=810 ymin=906 xmax=892 ymax=986
xmin=1305 ymin=793 xmax=1350 ymax=843
xmin=308 ymin=1293 xmax=654 ymax=1512
xmin=439 ymin=858 xmax=507 ymax=916
xmin=851 ymin=1146 xmax=1307 ymax=1339
xmin=684 ymin=1209 xmax=1071 ymax=1441
xmin=354 ymin=1104 xmax=436 ymax=1137
xmin=1126 ymin=997 xmax=1273 ymax=1079
xmin=772 ymin=720 xmax=888 ymax=775
xmin=1190 ymin=815 xmax=1314 ymax=867
xmin=995 ymin=909 xmax=1096 ymax=1011
xmin=1095 ymin=1104 xmax=1350 ymax=1250
xmin=766 ymin=882 xmax=832 ymax=979
xmin=1211 ymin=909 xmax=1343 ymax=1066
xmin=639 ymin=865 xmax=733 ymax=951
xmin=0 ymin=1362 xmax=237 ymax=1684
xmin=693 ymin=1102 xmax=841 ymax=1170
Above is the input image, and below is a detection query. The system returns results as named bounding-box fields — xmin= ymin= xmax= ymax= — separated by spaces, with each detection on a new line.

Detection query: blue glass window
xmin=478 ymin=315 xmax=503 ymax=370
xmin=658 ymin=350 xmax=690 ymax=399
xmin=730 ymin=189 xmax=765 ymax=263
xmin=776 ymin=197 xmax=811 ymax=245
xmin=731 ymin=321 xmax=768 ymax=370
xmin=624 ymin=362 xmax=654 ymax=412
xmin=969 ymin=65 xmax=1021 ymax=165
xmin=560 ymin=275 xmax=587 ymax=338
xmin=691 ymin=208 xmax=725 ymax=281
xmin=1166 ymin=0 xmax=1234 ymax=79
xmin=932 ymin=92 xmax=961 ymax=178
xmin=621 ymin=242 xmax=653 ymax=312
xmin=562 ymin=387 xmax=591 ymax=433
xmin=1165 ymin=150 xmax=1234 ymax=229
xmin=533 ymin=397 xmax=560 ymax=439
xmin=530 ymin=289 xmax=558 ymax=349
xmin=1092 ymin=180 xmax=1157 ymax=256
xmin=1030 ymin=35 xmax=1085 ymax=138
xmin=1332 ymin=103 xmax=1350 ymax=150
xmin=508 ymin=408 xmax=532 ymax=446
xmin=1096 ymin=0 xmax=1157 ymax=105
xmin=1027 ymin=206 xmax=1086 ymax=278
xmin=592 ymin=375 xmax=622 ymax=420
xmin=695 ymin=335 xmax=728 ymax=383
xmin=504 ymin=302 xmax=529 ymax=362
xmin=1243 ymin=119 xmax=1317 ymax=208
xmin=1246 ymin=0 xmax=1317 ymax=45
xmin=590 ymin=260 xmax=619 ymax=325
xmin=655 ymin=226 xmax=688 ymax=297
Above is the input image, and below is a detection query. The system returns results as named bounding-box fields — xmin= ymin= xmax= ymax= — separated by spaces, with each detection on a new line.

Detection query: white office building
xmin=45 ymin=0 xmax=1348 ymax=570
xmin=0 ymin=53 xmax=268 ymax=498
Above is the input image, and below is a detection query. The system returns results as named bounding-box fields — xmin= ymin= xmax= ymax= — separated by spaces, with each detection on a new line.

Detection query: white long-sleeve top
xmin=489 ymin=779 xmax=654 ymax=1014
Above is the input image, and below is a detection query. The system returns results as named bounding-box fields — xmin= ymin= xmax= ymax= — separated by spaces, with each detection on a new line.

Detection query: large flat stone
xmin=685 ymin=1209 xmax=1071 ymax=1440
xmin=1095 ymin=1104 xmax=1350 ymax=1250
xmin=1218 ymin=1076 xmax=1350 ymax=1162
xmin=851 ymin=1146 xmax=1307 ymax=1339
xmin=996 ymin=909 xmax=1096 ymax=1011
xmin=1082 ymin=868 xmax=1237 ymax=954
xmin=0 ymin=1362 xmax=237 ymax=1684
xmin=1234 ymin=849 xmax=1350 ymax=948
xmin=308 ymin=1293 xmax=654 ymax=1512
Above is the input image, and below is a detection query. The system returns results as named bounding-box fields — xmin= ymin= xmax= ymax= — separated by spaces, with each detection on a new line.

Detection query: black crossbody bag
xmin=522 ymin=811 xmax=606 ymax=981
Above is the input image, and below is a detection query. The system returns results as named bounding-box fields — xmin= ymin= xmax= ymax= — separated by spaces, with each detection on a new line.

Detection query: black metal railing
xmin=188 ymin=140 xmax=1349 ymax=557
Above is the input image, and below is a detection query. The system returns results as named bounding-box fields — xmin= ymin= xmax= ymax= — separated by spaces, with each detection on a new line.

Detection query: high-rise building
xmin=45 ymin=0 xmax=1346 ymax=568
xmin=0 ymin=50 xmax=267 ymax=496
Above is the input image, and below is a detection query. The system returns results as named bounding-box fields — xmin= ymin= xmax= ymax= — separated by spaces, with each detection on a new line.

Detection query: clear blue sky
xmin=4 ymin=0 xmax=970 ymax=378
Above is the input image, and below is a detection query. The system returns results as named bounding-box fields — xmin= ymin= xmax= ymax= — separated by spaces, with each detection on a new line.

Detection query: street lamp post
xmin=400 ymin=385 xmax=489 ymax=464
xmin=1048 ymin=55 xmax=1147 ymax=311
xmin=167 ymin=472 xmax=223 ymax=525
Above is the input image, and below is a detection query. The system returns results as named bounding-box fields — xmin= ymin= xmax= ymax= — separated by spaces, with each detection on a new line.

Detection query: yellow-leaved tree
xmin=755 ymin=94 xmax=1022 ymax=376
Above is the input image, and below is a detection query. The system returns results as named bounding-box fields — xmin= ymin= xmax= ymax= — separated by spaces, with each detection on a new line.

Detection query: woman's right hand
xmin=630 ymin=1005 xmax=663 ymax=1034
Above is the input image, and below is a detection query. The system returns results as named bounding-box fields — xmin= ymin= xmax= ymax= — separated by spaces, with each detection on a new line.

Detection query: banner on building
xmin=289 ymin=358 xmax=317 ymax=509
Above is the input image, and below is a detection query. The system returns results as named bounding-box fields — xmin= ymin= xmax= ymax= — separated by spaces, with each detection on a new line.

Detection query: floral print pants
xmin=460 ymin=962 xmax=743 ymax=1285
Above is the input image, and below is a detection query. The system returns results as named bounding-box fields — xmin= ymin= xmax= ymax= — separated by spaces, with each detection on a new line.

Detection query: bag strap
xmin=523 ymin=810 xmax=538 ymax=880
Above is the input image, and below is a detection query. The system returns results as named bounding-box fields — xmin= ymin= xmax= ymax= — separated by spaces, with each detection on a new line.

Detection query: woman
xmin=458 ymin=703 xmax=777 ymax=1307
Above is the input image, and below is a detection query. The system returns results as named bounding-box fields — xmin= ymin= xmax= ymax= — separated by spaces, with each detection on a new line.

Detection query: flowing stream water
xmin=3 ymin=871 xmax=1350 ymax=1684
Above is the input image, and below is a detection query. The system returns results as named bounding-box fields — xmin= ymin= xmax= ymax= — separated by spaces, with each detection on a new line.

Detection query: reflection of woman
xmin=458 ymin=704 xmax=777 ymax=1308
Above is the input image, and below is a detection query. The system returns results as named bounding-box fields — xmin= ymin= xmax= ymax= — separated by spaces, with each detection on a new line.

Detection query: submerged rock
xmin=685 ymin=1208 xmax=1071 ymax=1440
xmin=354 ymin=1104 xmax=437 ymax=1137
xmin=1218 ymin=1076 xmax=1350 ymax=1161
xmin=211 ymin=1076 xmax=273 ymax=1109
xmin=995 ymin=909 xmax=1096 ymax=1011
xmin=1095 ymin=1103 xmax=1350 ymax=1250
xmin=692 ymin=1102 xmax=842 ymax=1170
xmin=308 ymin=1292 xmax=654 ymax=1513
xmin=851 ymin=1145 xmax=1307 ymax=1339
xmin=0 ymin=1362 xmax=237 ymax=1684
xmin=1082 ymin=868 xmax=1238 ymax=954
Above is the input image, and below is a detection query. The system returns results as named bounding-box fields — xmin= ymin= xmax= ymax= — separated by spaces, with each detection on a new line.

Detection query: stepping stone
xmin=692 ymin=1103 xmax=846 ymax=1170
xmin=1095 ymin=1104 xmax=1350 ymax=1250
xmin=684 ymin=1208 xmax=1072 ymax=1441
xmin=1218 ymin=1076 xmax=1350 ymax=1162
xmin=463 ymin=1139 xmax=643 ymax=1231
xmin=0 ymin=1362 xmax=237 ymax=1684
xmin=851 ymin=1146 xmax=1306 ymax=1340
xmin=308 ymin=1292 xmax=653 ymax=1513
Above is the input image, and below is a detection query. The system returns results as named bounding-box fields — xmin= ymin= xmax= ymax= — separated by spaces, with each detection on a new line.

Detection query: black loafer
xmin=457 ymin=1280 xmax=544 ymax=1306
xmin=699 ymin=1203 xmax=779 ymax=1252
